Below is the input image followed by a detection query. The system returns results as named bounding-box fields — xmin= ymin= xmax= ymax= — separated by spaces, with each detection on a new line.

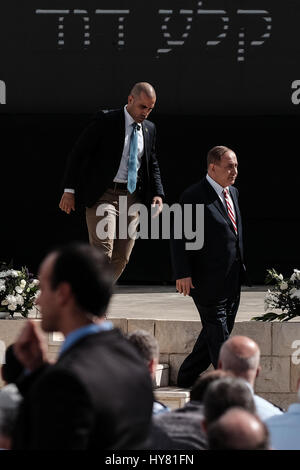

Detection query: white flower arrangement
xmin=0 ymin=262 xmax=40 ymax=318
xmin=253 ymin=268 xmax=300 ymax=322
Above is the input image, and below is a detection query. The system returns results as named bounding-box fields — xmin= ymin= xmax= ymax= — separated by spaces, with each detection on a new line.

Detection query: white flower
xmin=20 ymin=279 xmax=26 ymax=288
xmin=0 ymin=279 xmax=5 ymax=287
xmin=280 ymin=282 xmax=289 ymax=291
xmin=29 ymin=279 xmax=39 ymax=288
xmin=8 ymin=303 xmax=17 ymax=311
xmin=15 ymin=294 xmax=24 ymax=306
xmin=0 ymin=285 xmax=5 ymax=292
xmin=6 ymin=294 xmax=17 ymax=304
xmin=15 ymin=286 xmax=24 ymax=294
xmin=1 ymin=300 xmax=8 ymax=306
xmin=290 ymin=289 xmax=300 ymax=300
xmin=0 ymin=271 xmax=9 ymax=278
xmin=278 ymin=274 xmax=284 ymax=281
xmin=8 ymin=270 xmax=19 ymax=278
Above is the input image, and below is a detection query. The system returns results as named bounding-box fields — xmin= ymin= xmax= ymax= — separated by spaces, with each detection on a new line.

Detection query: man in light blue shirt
xmin=218 ymin=335 xmax=283 ymax=421
xmin=266 ymin=383 xmax=300 ymax=450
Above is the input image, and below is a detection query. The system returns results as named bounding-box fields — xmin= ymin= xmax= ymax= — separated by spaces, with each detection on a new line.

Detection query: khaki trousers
xmin=86 ymin=187 xmax=141 ymax=282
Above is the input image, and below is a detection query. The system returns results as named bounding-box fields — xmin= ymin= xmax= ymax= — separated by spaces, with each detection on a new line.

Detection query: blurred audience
xmin=4 ymin=243 xmax=154 ymax=450
xmin=202 ymin=376 xmax=256 ymax=431
xmin=207 ymin=407 xmax=270 ymax=450
xmin=266 ymin=377 xmax=300 ymax=450
xmin=127 ymin=329 xmax=169 ymax=415
xmin=218 ymin=335 xmax=283 ymax=420
xmin=153 ymin=370 xmax=229 ymax=450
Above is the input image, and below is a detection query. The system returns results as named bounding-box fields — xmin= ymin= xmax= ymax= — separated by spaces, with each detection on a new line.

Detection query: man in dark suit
xmin=171 ymin=146 xmax=247 ymax=388
xmin=59 ymin=82 xmax=164 ymax=281
xmin=6 ymin=243 xmax=154 ymax=450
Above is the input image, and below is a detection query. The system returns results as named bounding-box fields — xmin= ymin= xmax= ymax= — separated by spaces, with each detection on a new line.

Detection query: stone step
xmin=154 ymin=363 xmax=169 ymax=388
xmin=154 ymin=386 xmax=190 ymax=410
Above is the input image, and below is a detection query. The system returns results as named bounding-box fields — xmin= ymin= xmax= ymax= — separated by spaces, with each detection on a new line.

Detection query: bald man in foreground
xmin=59 ymin=82 xmax=164 ymax=281
xmin=207 ymin=408 xmax=270 ymax=450
xmin=218 ymin=335 xmax=283 ymax=421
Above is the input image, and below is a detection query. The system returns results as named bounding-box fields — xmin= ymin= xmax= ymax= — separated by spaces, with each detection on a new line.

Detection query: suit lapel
xmin=141 ymin=121 xmax=149 ymax=163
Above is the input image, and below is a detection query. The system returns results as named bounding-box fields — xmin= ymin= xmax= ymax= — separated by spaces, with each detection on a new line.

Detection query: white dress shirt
xmin=206 ymin=173 xmax=236 ymax=220
xmin=113 ymin=105 xmax=144 ymax=183
xmin=64 ymin=105 xmax=144 ymax=193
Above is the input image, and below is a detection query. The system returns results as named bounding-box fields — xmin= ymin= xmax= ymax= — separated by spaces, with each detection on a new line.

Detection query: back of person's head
xmin=203 ymin=376 xmax=256 ymax=426
xmin=1 ymin=345 xmax=24 ymax=384
xmin=49 ymin=242 xmax=113 ymax=317
xmin=218 ymin=335 xmax=260 ymax=384
xmin=207 ymin=407 xmax=270 ymax=450
xmin=190 ymin=369 xmax=230 ymax=402
xmin=127 ymin=330 xmax=159 ymax=364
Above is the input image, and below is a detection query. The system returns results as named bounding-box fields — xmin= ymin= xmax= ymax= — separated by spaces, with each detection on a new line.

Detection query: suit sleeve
xmin=148 ymin=125 xmax=165 ymax=199
xmin=61 ymin=112 xmax=105 ymax=192
xmin=27 ymin=370 xmax=94 ymax=450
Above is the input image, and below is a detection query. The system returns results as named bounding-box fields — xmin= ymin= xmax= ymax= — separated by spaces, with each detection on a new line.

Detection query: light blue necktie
xmin=127 ymin=122 xmax=140 ymax=193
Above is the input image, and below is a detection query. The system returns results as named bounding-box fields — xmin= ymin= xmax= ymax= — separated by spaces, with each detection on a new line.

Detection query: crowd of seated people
xmin=0 ymin=243 xmax=297 ymax=450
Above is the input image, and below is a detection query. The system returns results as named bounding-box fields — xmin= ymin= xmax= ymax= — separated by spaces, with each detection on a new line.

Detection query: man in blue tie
xmin=59 ymin=82 xmax=165 ymax=281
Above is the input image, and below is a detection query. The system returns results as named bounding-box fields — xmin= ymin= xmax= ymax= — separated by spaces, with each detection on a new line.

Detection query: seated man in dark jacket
xmin=6 ymin=243 xmax=153 ymax=450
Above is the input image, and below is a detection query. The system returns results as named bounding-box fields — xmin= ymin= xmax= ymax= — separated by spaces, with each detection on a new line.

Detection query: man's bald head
xmin=207 ymin=407 xmax=270 ymax=450
xmin=218 ymin=336 xmax=260 ymax=382
xmin=130 ymin=82 xmax=156 ymax=99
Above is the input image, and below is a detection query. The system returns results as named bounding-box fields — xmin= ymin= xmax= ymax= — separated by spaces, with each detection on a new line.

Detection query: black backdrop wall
xmin=0 ymin=1 xmax=300 ymax=283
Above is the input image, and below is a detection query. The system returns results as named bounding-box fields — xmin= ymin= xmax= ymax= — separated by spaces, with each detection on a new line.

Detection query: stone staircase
xmin=154 ymin=363 xmax=190 ymax=410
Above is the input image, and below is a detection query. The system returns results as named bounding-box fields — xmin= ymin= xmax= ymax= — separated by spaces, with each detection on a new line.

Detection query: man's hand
xmin=13 ymin=320 xmax=48 ymax=372
xmin=59 ymin=192 xmax=75 ymax=214
xmin=151 ymin=196 xmax=163 ymax=218
xmin=176 ymin=277 xmax=195 ymax=296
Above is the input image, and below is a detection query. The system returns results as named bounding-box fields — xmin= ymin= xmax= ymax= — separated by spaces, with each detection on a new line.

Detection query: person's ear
xmin=57 ymin=282 xmax=72 ymax=305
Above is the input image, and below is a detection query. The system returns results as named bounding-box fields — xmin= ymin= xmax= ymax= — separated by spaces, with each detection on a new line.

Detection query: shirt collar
xmin=59 ymin=321 xmax=114 ymax=357
xmin=124 ymin=104 xmax=136 ymax=128
xmin=206 ymin=173 xmax=229 ymax=197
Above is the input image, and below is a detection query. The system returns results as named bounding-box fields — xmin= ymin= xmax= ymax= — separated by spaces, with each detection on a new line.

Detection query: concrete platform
xmin=108 ymin=285 xmax=270 ymax=322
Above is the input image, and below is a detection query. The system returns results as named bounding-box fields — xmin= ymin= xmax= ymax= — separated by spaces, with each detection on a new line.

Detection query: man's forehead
xmin=222 ymin=151 xmax=237 ymax=162
xmin=38 ymin=253 xmax=57 ymax=278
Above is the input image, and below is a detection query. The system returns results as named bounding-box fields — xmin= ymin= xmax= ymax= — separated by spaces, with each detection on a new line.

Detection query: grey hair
xmin=219 ymin=342 xmax=260 ymax=374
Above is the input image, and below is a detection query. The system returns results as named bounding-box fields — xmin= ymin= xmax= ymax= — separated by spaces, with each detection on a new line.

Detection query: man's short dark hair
xmin=49 ymin=243 xmax=113 ymax=317
xmin=190 ymin=370 xmax=229 ymax=402
xmin=127 ymin=330 xmax=159 ymax=364
xmin=203 ymin=377 xmax=256 ymax=426
xmin=207 ymin=146 xmax=232 ymax=167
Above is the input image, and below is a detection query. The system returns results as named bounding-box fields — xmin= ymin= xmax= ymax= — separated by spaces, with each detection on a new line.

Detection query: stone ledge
xmin=154 ymin=387 xmax=190 ymax=410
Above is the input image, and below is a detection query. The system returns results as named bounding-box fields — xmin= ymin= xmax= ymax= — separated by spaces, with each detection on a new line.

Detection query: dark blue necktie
xmin=127 ymin=122 xmax=140 ymax=193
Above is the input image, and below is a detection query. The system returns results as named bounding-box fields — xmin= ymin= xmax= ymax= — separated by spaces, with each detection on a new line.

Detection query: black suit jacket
xmin=10 ymin=329 xmax=154 ymax=450
xmin=62 ymin=108 xmax=165 ymax=207
xmin=170 ymin=177 xmax=247 ymax=303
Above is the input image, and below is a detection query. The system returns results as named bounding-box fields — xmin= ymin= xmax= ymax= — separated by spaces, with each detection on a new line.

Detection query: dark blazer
xmin=170 ymin=177 xmax=247 ymax=303
xmin=10 ymin=329 xmax=154 ymax=450
xmin=62 ymin=108 xmax=165 ymax=207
